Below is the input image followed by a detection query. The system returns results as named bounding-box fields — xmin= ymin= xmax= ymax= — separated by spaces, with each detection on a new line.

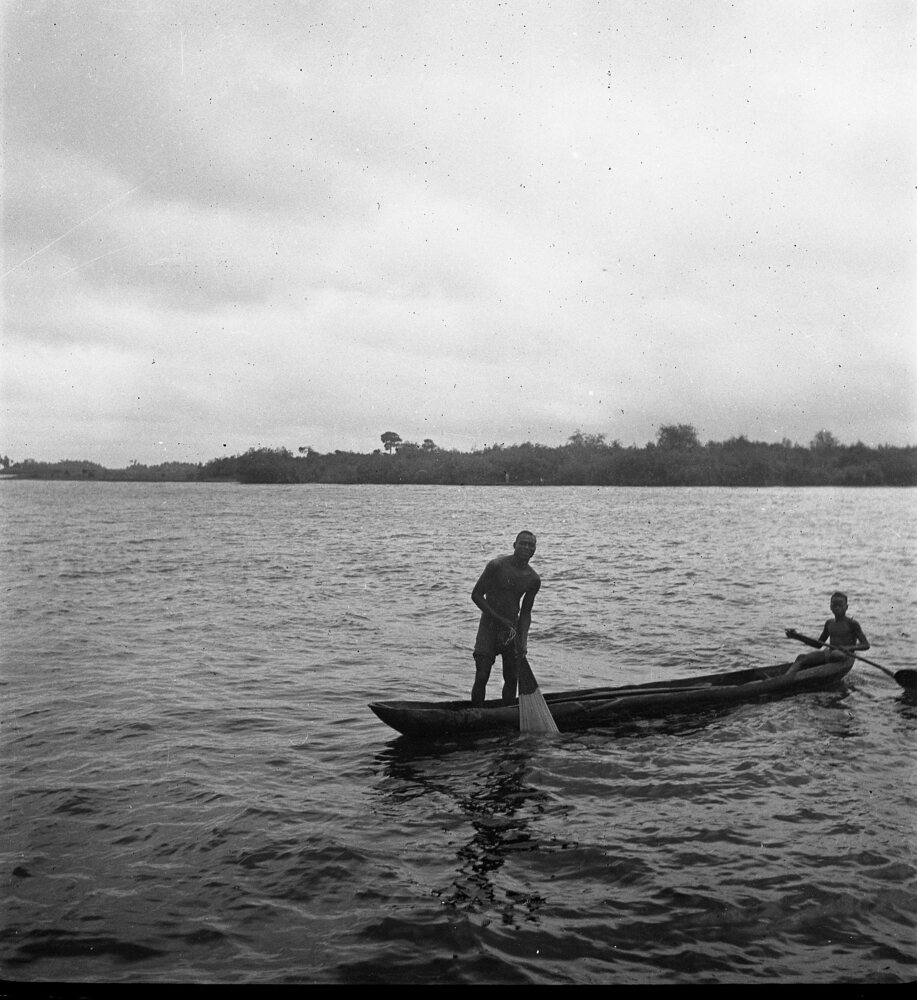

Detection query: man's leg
xmin=472 ymin=654 xmax=493 ymax=706
xmin=787 ymin=650 xmax=827 ymax=676
xmin=501 ymin=646 xmax=519 ymax=704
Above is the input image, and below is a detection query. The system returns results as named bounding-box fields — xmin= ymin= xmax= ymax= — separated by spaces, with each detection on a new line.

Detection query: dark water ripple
xmin=1 ymin=482 xmax=915 ymax=983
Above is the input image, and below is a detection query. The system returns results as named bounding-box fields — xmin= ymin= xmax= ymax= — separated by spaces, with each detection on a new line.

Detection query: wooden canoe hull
xmin=368 ymin=657 xmax=854 ymax=738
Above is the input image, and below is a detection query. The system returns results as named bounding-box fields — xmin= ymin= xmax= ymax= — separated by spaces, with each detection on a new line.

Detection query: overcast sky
xmin=2 ymin=0 xmax=915 ymax=466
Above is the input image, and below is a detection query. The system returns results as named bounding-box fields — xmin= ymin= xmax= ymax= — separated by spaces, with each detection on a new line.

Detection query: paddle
xmin=785 ymin=629 xmax=917 ymax=690
xmin=514 ymin=640 xmax=560 ymax=734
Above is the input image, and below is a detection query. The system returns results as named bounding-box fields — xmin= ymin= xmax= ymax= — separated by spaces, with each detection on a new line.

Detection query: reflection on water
xmin=375 ymin=740 xmax=554 ymax=924
xmin=448 ymin=754 xmax=547 ymax=922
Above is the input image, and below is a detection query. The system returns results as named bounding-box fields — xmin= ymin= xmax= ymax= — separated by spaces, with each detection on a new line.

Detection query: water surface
xmin=1 ymin=483 xmax=915 ymax=983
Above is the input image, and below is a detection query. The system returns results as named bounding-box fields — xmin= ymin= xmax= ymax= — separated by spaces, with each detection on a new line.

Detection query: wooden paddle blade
xmin=894 ymin=669 xmax=917 ymax=690
xmin=517 ymin=655 xmax=560 ymax=734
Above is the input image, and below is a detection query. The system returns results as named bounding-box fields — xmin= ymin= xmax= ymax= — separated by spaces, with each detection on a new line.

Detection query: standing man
xmin=470 ymin=530 xmax=540 ymax=706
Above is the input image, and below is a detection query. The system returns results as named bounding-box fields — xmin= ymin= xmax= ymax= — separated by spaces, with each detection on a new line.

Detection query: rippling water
xmin=1 ymin=482 xmax=915 ymax=984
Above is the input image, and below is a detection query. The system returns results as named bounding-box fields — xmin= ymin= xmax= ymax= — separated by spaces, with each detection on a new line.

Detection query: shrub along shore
xmin=4 ymin=427 xmax=916 ymax=487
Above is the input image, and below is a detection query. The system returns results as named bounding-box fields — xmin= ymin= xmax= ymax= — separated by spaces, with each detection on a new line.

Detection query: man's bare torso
xmin=478 ymin=555 xmax=540 ymax=619
xmin=824 ymin=617 xmax=863 ymax=648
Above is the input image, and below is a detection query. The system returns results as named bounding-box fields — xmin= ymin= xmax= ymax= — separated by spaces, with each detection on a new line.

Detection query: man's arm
xmin=849 ymin=620 xmax=870 ymax=651
xmin=471 ymin=561 xmax=516 ymax=629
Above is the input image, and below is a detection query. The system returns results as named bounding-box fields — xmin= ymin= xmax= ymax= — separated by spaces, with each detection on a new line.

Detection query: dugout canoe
xmin=368 ymin=655 xmax=854 ymax=738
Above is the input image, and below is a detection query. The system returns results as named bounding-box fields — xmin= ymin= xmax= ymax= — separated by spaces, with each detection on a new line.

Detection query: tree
xmin=236 ymin=446 xmax=299 ymax=484
xmin=810 ymin=429 xmax=840 ymax=450
xmin=381 ymin=431 xmax=402 ymax=454
xmin=422 ymin=438 xmax=437 ymax=452
xmin=568 ymin=430 xmax=607 ymax=448
xmin=656 ymin=424 xmax=700 ymax=449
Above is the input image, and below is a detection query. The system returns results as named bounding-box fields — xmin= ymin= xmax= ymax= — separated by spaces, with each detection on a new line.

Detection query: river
xmin=1 ymin=482 xmax=915 ymax=984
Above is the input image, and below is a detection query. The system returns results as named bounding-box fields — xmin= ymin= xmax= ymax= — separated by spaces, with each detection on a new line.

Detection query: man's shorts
xmin=473 ymin=616 xmax=515 ymax=662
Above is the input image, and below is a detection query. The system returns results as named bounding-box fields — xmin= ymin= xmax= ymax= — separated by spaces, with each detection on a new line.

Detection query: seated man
xmin=785 ymin=591 xmax=869 ymax=676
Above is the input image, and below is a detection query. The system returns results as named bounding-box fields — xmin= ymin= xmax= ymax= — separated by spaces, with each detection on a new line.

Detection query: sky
xmin=2 ymin=0 xmax=915 ymax=467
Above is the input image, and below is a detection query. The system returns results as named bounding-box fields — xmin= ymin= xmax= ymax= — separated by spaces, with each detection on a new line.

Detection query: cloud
xmin=2 ymin=0 xmax=915 ymax=464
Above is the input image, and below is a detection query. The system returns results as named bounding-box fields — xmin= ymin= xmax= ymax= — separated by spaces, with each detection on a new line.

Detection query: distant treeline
xmin=5 ymin=426 xmax=917 ymax=486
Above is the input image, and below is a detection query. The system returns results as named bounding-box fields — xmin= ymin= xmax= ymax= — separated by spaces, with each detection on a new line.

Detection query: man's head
xmin=514 ymin=531 xmax=537 ymax=561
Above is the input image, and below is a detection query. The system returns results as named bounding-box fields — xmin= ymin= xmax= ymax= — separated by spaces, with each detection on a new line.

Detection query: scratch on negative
xmin=1 ymin=182 xmax=146 ymax=280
